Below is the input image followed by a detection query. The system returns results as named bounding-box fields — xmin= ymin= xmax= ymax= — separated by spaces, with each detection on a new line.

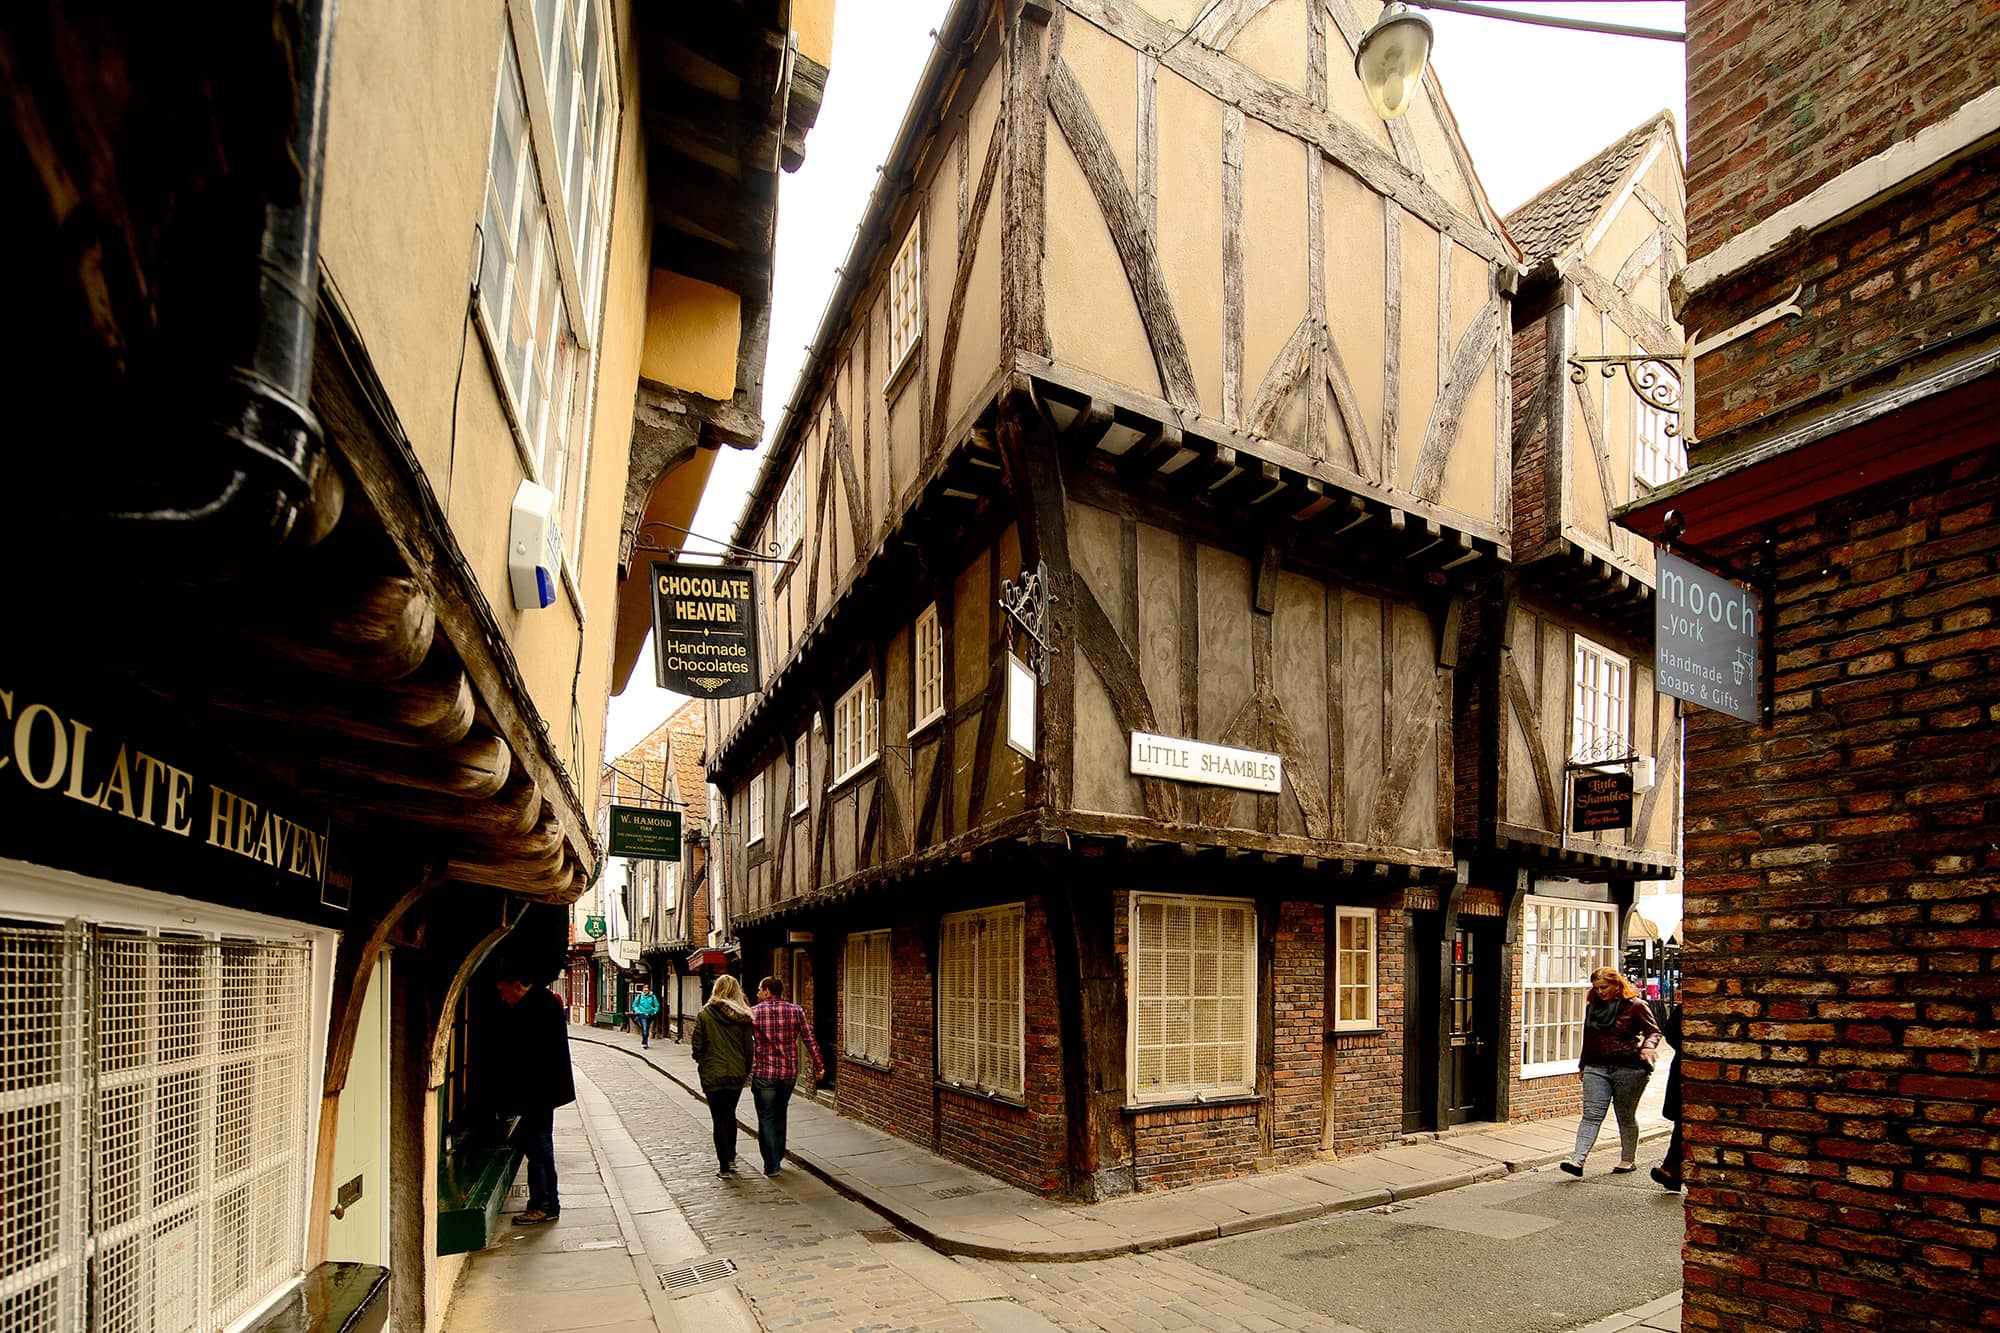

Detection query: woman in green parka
xmin=691 ymin=973 xmax=756 ymax=1174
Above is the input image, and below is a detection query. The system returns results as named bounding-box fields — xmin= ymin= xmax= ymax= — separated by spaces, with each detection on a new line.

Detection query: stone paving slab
xmin=572 ymin=1027 xmax=1671 ymax=1266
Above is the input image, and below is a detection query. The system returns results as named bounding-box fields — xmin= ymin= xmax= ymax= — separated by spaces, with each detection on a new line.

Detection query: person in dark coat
xmin=496 ymin=967 xmax=577 ymax=1224
xmin=691 ymin=974 xmax=756 ymax=1175
xmin=1558 ymin=966 xmax=1663 ymax=1177
xmin=1651 ymin=1000 xmax=1685 ymax=1191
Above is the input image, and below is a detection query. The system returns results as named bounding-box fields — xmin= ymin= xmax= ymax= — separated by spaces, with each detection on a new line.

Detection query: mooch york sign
xmin=607 ymin=804 xmax=681 ymax=861
xmin=650 ymin=561 xmax=760 ymax=698
xmin=1129 ymin=731 xmax=1283 ymax=794
xmin=1655 ymin=550 xmax=1762 ymax=724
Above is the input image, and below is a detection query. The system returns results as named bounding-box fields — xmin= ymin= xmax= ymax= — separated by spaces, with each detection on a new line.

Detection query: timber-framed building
xmin=705 ymin=0 xmax=1684 ymax=1199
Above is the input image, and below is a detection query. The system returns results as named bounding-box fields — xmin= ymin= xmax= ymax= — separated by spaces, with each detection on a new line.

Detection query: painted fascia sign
xmin=650 ymin=561 xmax=761 ymax=698
xmin=1655 ymin=550 xmax=1762 ymax=723
xmin=1129 ymin=731 xmax=1283 ymax=794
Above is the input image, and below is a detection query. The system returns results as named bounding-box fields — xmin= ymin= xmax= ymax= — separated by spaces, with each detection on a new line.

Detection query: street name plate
xmin=1129 ymin=731 xmax=1283 ymax=794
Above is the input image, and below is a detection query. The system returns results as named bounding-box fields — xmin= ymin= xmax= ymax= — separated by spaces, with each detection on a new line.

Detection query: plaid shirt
xmin=750 ymin=998 xmax=825 ymax=1082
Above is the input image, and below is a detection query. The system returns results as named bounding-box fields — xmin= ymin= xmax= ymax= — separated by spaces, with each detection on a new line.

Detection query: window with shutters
xmin=885 ymin=220 xmax=922 ymax=382
xmin=842 ymin=931 xmax=891 ymax=1066
xmin=912 ymin=604 xmax=943 ymax=733
xmin=746 ymin=771 xmax=765 ymax=846
xmin=1571 ymin=637 xmax=1631 ymax=766
xmin=792 ymin=733 xmax=810 ymax=814
xmin=1333 ymin=907 xmax=1377 ymax=1031
xmin=935 ymin=905 xmax=1023 ymax=1099
xmin=1128 ymin=894 xmax=1257 ymax=1103
xmin=0 ymin=915 xmax=317 ymax=1332
xmin=831 ymin=676 xmax=878 ymax=785
xmin=1520 ymin=895 xmax=1620 ymax=1078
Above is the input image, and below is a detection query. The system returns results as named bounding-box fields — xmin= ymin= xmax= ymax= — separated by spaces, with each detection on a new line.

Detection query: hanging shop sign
xmin=584 ymin=914 xmax=607 ymax=939
xmin=1129 ymin=730 xmax=1283 ymax=794
xmin=0 ymin=656 xmax=342 ymax=911
xmin=1655 ymin=550 xmax=1761 ymax=723
xmin=608 ymin=804 xmax=681 ymax=860
xmin=650 ymin=561 xmax=761 ymax=698
xmin=1570 ymin=770 xmax=1635 ymax=833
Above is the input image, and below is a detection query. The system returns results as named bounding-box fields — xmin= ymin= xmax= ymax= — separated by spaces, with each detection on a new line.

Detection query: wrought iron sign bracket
xmin=634 ymin=520 xmax=795 ymax=568
xmin=1568 ymin=349 xmax=1692 ymax=441
xmin=999 ymin=559 xmax=1055 ymax=686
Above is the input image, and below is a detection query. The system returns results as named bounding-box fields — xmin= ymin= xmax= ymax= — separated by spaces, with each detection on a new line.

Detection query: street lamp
xmin=1355 ymin=0 xmax=1685 ymax=121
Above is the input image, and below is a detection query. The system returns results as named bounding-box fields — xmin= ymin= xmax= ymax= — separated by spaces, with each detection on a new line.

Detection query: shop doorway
xmin=1405 ymin=914 xmax=1502 ymax=1130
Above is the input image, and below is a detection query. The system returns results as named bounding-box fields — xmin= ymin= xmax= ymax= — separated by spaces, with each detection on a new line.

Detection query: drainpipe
xmin=109 ymin=0 xmax=337 ymax=555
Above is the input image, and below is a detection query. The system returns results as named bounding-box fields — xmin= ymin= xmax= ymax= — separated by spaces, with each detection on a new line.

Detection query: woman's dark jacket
xmin=1578 ymin=996 xmax=1664 ymax=1070
xmin=1660 ymin=1002 xmax=1683 ymax=1120
xmin=691 ymin=1003 xmax=755 ymax=1093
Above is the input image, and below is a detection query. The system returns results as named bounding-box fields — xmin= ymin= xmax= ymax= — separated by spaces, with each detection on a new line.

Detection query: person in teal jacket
xmin=631 ymin=983 xmax=661 ymax=1047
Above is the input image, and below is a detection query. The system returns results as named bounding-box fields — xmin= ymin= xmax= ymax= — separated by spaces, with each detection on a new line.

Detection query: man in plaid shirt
xmin=750 ymin=976 xmax=825 ymax=1175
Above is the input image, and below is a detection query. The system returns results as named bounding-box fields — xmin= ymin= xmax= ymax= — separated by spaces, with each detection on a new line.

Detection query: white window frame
xmin=936 ymin=905 xmax=1024 ymax=1098
xmin=793 ymin=733 xmax=810 ymax=814
xmin=1127 ymin=894 xmax=1258 ymax=1105
xmin=1332 ymin=907 xmax=1378 ymax=1032
xmin=746 ymin=772 xmax=766 ymax=846
xmin=1520 ymin=893 xmax=1620 ymax=1079
xmin=831 ymin=677 xmax=880 ymax=785
xmin=843 ymin=930 xmax=892 ymax=1066
xmin=885 ymin=219 xmax=923 ymax=383
xmin=912 ymin=604 xmax=944 ymax=733
xmin=0 ymin=861 xmax=335 ymax=1333
xmin=1571 ymin=636 xmax=1631 ymax=766
xmin=774 ymin=457 xmax=805 ymax=559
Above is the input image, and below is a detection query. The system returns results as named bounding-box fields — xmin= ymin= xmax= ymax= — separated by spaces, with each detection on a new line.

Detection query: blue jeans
xmin=1573 ymin=1064 xmax=1650 ymax=1164
xmin=519 ymin=1106 xmax=558 ymax=1212
xmin=637 ymin=1015 xmax=652 ymax=1046
xmin=750 ymin=1077 xmax=795 ymax=1174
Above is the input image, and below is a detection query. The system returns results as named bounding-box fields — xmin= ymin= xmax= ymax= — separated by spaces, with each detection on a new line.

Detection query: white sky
xmin=606 ymin=1 xmax=1685 ymax=757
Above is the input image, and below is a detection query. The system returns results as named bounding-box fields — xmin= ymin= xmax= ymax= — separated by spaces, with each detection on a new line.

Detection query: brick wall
xmin=832 ymin=903 xmax=1069 ymax=1196
xmin=1676 ymin=447 xmax=2000 ymax=1330
xmin=1684 ymin=1 xmax=2000 ymax=262
xmin=1272 ymin=901 xmax=1324 ymax=1159
xmin=1689 ymin=150 xmax=2000 ymax=442
xmin=834 ymin=923 xmax=937 ymax=1149
xmin=938 ymin=901 xmax=1068 ymax=1193
xmin=1129 ymin=1102 xmax=1264 ymax=1191
xmin=1510 ymin=309 xmax=1554 ymax=557
xmin=1326 ymin=907 xmax=1405 ymax=1153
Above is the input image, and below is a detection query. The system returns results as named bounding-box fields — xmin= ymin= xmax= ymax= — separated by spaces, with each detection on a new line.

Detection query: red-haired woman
xmin=1558 ymin=967 xmax=1663 ymax=1177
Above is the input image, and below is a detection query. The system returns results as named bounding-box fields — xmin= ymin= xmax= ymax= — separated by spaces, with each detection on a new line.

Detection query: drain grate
xmin=930 ymin=1185 xmax=979 ymax=1199
xmin=658 ymin=1258 xmax=738 ymax=1293
xmin=858 ymin=1227 xmax=912 ymax=1244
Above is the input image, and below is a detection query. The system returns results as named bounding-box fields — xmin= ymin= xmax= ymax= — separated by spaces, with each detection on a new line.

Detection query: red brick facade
xmin=1271 ymin=901 xmax=1325 ymax=1159
xmin=1674 ymin=451 xmax=2000 ymax=1329
xmin=1325 ymin=906 xmax=1405 ymax=1153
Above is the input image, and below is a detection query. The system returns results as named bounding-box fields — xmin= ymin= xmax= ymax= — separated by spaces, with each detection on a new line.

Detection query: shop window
xmin=746 ymin=771 xmax=766 ymax=846
xmin=1520 ymin=895 xmax=1620 ymax=1077
xmin=0 ymin=920 xmax=314 ymax=1330
xmin=842 ymin=931 xmax=891 ymax=1066
xmin=936 ymin=906 xmax=1022 ymax=1098
xmin=1128 ymin=895 xmax=1256 ymax=1103
xmin=1333 ymin=907 xmax=1378 ymax=1031
xmin=793 ymin=733 xmax=810 ymax=814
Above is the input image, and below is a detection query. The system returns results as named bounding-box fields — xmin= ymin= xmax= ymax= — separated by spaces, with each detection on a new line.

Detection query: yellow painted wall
xmin=1241 ymin=121 xmax=1310 ymax=420
xmin=1224 ymin=0 xmax=1308 ymax=95
xmin=1155 ymin=66 xmax=1225 ymax=416
xmin=640 ymin=272 xmax=741 ymax=400
xmin=947 ymin=65 xmax=1007 ymax=432
xmin=320 ymin=0 xmax=649 ymax=818
xmin=323 ymin=955 xmax=388 ymax=1267
xmin=794 ymin=0 xmax=835 ymax=68
xmin=1323 ymin=164 xmax=1387 ymax=478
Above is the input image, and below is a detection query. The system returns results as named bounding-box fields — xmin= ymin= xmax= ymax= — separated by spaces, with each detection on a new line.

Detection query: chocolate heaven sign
xmin=650 ymin=562 xmax=761 ymax=698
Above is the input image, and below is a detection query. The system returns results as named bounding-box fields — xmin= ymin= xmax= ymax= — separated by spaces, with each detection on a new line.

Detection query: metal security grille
xmin=658 ymin=1258 xmax=736 ymax=1293
xmin=0 ymin=921 xmax=312 ymax=1333
xmin=0 ymin=923 xmax=88 ymax=1331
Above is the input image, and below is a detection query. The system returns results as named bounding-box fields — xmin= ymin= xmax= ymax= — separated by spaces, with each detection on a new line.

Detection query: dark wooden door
xmin=1444 ymin=921 xmax=1500 ymax=1124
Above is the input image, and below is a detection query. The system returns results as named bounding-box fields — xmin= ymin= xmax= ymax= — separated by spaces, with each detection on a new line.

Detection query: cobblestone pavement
xmin=573 ymin=1044 xmax=1360 ymax=1332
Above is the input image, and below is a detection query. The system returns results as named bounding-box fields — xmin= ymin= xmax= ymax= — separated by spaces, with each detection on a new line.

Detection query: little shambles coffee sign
xmin=650 ymin=561 xmax=760 ymax=699
xmin=1571 ymin=770 xmax=1634 ymax=833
